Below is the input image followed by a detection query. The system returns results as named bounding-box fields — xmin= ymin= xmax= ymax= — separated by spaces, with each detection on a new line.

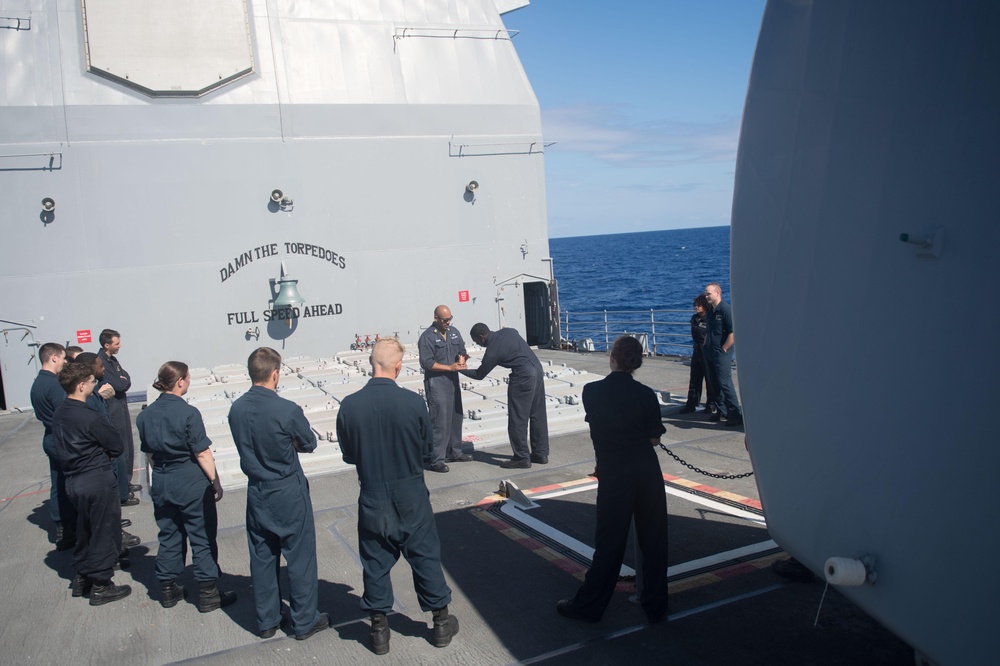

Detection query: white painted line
xmin=513 ymin=624 xmax=647 ymax=665
xmin=511 ymin=584 xmax=785 ymax=666
xmin=667 ymin=582 xmax=785 ymax=621
xmin=668 ymin=539 xmax=778 ymax=578
xmin=532 ymin=480 xmax=765 ymax=524
xmin=500 ymin=502 xmax=636 ymax=576
xmin=664 ymin=485 xmax=767 ymax=524
xmin=499 ymin=480 xmax=771 ymax=582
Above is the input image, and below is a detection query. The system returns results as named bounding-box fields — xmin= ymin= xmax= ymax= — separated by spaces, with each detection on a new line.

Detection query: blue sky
xmin=503 ymin=1 xmax=767 ymax=238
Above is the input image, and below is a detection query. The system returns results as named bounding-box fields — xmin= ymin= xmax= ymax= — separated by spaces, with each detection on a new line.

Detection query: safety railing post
xmin=649 ymin=309 xmax=656 ymax=356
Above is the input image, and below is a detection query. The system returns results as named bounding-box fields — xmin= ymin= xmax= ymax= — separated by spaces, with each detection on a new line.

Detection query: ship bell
xmin=270 ymin=261 xmax=305 ymax=328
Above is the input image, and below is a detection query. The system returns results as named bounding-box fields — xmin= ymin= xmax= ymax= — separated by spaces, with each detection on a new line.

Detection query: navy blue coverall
xmin=336 ymin=377 xmax=452 ymax=614
xmin=571 ymin=371 xmax=669 ymax=622
xmin=703 ymin=299 xmax=743 ymax=419
xmin=51 ymin=399 xmax=125 ymax=581
xmin=459 ymin=328 xmax=549 ymax=462
xmin=137 ymin=393 xmax=220 ymax=583
xmin=98 ymin=349 xmax=135 ymax=493
xmin=418 ymin=324 xmax=468 ymax=465
xmin=229 ymin=386 xmax=320 ymax=636
xmin=30 ymin=370 xmax=75 ymax=526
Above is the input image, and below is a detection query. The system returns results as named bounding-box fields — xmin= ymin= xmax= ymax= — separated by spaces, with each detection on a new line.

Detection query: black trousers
xmin=66 ymin=467 xmax=122 ymax=581
xmin=684 ymin=347 xmax=714 ymax=408
xmin=571 ymin=455 xmax=669 ymax=621
xmin=701 ymin=352 xmax=719 ymax=409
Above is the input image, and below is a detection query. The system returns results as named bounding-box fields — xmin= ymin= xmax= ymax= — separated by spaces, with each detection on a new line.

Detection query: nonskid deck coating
xmin=0 ymin=351 xmax=913 ymax=664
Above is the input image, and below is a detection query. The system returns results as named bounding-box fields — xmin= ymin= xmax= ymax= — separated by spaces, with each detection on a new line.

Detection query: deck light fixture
xmin=41 ymin=197 xmax=55 ymax=212
xmin=465 ymin=181 xmax=479 ymax=204
xmin=270 ymin=188 xmax=294 ymax=211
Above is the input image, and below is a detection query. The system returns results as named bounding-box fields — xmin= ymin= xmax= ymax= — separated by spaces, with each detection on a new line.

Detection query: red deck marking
xmin=1 ymin=487 xmax=48 ymax=503
xmin=713 ymin=562 xmax=759 ymax=580
xmin=471 ymin=505 xmax=586 ymax=579
xmin=663 ymin=473 xmax=762 ymax=512
xmin=529 ymin=483 xmax=564 ymax=493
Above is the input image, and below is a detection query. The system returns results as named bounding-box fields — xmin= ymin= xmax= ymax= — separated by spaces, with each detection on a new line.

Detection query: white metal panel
xmin=81 ymin=0 xmax=253 ymax=97
xmin=396 ymin=30 xmax=532 ymax=105
xmin=277 ymin=0 xmax=503 ymax=28
xmin=280 ymin=20 xmax=402 ymax=104
xmin=493 ymin=0 xmax=530 ymax=15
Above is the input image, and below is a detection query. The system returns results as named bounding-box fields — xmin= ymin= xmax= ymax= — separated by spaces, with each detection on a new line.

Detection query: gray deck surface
xmin=0 ymin=350 xmax=912 ymax=664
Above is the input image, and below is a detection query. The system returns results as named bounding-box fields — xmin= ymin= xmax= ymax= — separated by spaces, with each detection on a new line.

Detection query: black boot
xmin=198 ymin=579 xmax=237 ymax=613
xmin=370 ymin=612 xmax=390 ymax=655
xmin=71 ymin=573 xmax=92 ymax=598
xmin=55 ymin=522 xmax=76 ymax=551
xmin=89 ymin=579 xmax=131 ymax=606
xmin=121 ymin=530 xmax=141 ymax=548
xmin=431 ymin=605 xmax=459 ymax=648
xmin=160 ymin=579 xmax=186 ymax=609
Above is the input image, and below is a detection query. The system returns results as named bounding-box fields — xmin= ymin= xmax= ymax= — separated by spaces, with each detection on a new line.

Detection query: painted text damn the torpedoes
xmin=219 ymin=241 xmax=347 ymax=326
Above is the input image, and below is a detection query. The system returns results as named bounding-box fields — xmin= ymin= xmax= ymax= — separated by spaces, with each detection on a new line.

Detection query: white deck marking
xmin=511 ymin=584 xmax=785 ymax=666
xmin=664 ymin=485 xmax=767 ymax=525
xmin=667 ymin=539 xmax=779 ymax=577
xmin=500 ymin=502 xmax=636 ymax=576
xmin=501 ymin=482 xmax=773 ymax=579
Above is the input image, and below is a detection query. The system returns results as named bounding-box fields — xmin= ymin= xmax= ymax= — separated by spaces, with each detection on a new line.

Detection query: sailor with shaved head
xmin=703 ymin=283 xmax=743 ymax=427
xmin=337 ymin=337 xmax=459 ymax=655
xmin=417 ymin=304 xmax=469 ymax=472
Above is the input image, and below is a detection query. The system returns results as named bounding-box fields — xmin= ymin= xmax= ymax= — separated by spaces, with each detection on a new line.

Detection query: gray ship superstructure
xmin=0 ymin=0 xmax=556 ymax=409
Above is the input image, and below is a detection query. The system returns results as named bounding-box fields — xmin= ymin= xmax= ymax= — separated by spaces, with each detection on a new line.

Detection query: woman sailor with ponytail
xmin=136 ymin=361 xmax=237 ymax=612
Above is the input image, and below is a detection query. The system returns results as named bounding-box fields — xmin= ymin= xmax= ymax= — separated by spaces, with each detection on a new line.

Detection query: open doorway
xmin=523 ymin=281 xmax=552 ymax=347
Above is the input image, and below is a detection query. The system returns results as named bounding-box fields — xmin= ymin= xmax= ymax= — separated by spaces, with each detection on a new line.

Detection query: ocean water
xmin=549 ymin=226 xmax=731 ymax=314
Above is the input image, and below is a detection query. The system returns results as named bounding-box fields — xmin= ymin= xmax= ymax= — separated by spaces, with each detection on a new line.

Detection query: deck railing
xmin=559 ymin=309 xmax=692 ymax=357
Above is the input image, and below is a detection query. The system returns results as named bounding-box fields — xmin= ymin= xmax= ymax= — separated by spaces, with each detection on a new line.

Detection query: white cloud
xmin=541 ymin=105 xmax=741 ymax=168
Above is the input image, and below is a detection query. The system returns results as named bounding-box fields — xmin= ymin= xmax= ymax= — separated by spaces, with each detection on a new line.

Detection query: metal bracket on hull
xmin=0 ymin=16 xmax=30 ymax=30
xmin=0 ymin=152 xmax=62 ymax=172
xmin=393 ymin=27 xmax=518 ymax=53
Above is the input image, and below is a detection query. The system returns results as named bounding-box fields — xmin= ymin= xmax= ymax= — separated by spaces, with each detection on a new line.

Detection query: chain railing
xmin=658 ymin=442 xmax=754 ymax=479
xmin=559 ymin=308 xmax=691 ymax=356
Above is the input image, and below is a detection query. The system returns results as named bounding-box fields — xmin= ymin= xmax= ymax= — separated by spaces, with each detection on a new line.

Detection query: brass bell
xmin=270 ymin=262 xmax=305 ymax=328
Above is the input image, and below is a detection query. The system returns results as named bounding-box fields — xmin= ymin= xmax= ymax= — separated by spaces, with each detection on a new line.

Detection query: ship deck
xmin=0 ymin=350 xmax=913 ymax=665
